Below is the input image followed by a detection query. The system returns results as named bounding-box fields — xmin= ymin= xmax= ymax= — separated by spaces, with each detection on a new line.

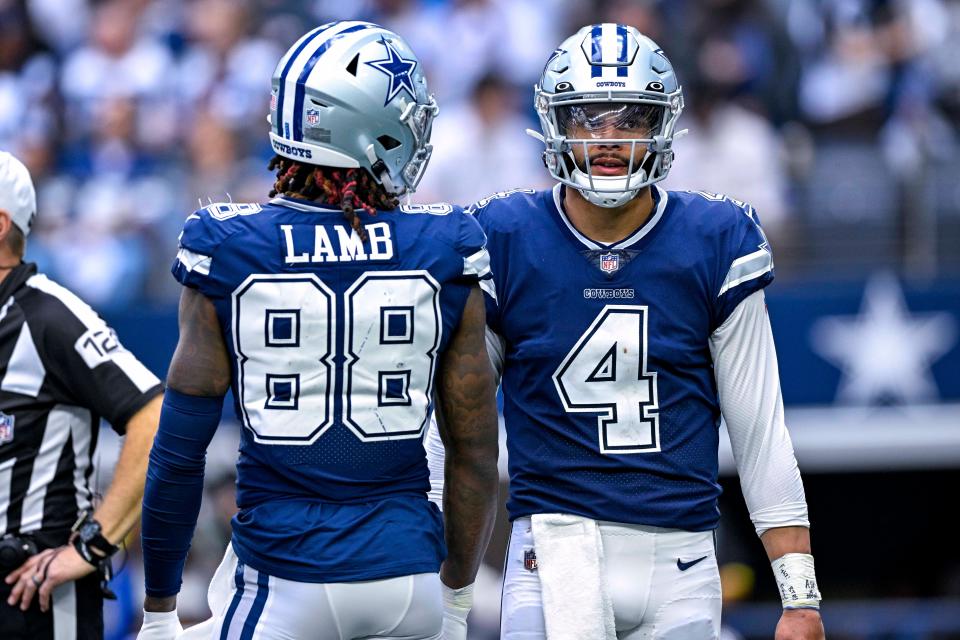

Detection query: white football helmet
xmin=531 ymin=24 xmax=685 ymax=208
xmin=268 ymin=21 xmax=438 ymax=195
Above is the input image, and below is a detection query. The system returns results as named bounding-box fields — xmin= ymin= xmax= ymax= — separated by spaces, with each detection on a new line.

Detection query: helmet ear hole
xmin=377 ymin=135 xmax=402 ymax=150
xmin=345 ymin=52 xmax=360 ymax=76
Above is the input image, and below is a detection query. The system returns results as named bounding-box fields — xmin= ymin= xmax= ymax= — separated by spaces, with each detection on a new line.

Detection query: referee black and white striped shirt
xmin=0 ymin=262 xmax=162 ymax=540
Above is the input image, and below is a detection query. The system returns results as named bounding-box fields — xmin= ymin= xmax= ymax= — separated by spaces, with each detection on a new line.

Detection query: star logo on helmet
xmin=365 ymin=37 xmax=418 ymax=106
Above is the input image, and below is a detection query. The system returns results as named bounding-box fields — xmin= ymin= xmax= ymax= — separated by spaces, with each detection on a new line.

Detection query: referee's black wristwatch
xmin=71 ymin=511 xmax=119 ymax=567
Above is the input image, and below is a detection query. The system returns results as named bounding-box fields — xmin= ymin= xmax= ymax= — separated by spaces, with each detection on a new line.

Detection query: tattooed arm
xmin=436 ymin=286 xmax=500 ymax=589
xmin=166 ymin=287 xmax=232 ymax=396
xmin=141 ymin=287 xmax=230 ymax=613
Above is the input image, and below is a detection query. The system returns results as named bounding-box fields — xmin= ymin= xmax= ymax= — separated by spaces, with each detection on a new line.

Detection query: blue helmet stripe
xmin=616 ymin=24 xmax=629 ymax=77
xmin=293 ymin=23 xmax=376 ymax=142
xmin=590 ymin=24 xmax=602 ymax=78
xmin=276 ymin=22 xmax=338 ymax=136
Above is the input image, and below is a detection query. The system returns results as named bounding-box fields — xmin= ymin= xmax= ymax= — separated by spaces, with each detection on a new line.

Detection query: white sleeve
xmin=426 ymin=326 xmax=505 ymax=511
xmin=709 ymin=290 xmax=810 ymax=537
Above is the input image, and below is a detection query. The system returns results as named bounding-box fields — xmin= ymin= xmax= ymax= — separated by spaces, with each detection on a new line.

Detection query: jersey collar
xmin=549 ymin=183 xmax=669 ymax=251
xmin=0 ymin=262 xmax=37 ymax=313
xmin=271 ymin=195 xmax=341 ymax=212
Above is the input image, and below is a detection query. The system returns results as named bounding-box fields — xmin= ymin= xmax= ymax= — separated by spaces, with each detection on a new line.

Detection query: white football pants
xmin=501 ymin=517 xmax=722 ymax=640
xmin=181 ymin=543 xmax=443 ymax=640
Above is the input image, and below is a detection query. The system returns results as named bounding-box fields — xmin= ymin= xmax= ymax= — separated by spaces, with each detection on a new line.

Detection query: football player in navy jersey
xmin=426 ymin=23 xmax=826 ymax=640
xmin=136 ymin=23 xmax=499 ymax=640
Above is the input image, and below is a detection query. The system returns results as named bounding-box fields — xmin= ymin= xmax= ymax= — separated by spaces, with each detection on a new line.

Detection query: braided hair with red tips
xmin=267 ymin=155 xmax=400 ymax=240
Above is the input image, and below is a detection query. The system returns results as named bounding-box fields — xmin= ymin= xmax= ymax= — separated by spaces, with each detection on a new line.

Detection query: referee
xmin=0 ymin=151 xmax=163 ymax=639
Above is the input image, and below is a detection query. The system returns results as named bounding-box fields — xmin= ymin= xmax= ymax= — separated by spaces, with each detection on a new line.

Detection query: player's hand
xmin=137 ymin=609 xmax=184 ymax=640
xmin=775 ymin=608 xmax=825 ymax=640
xmin=4 ymin=545 xmax=95 ymax=612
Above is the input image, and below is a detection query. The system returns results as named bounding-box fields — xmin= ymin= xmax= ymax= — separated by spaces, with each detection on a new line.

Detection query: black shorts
xmin=0 ymin=570 xmax=103 ymax=640
xmin=0 ymin=532 xmax=104 ymax=640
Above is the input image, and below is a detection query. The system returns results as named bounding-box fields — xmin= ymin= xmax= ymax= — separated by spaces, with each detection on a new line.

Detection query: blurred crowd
xmin=5 ymin=1 xmax=959 ymax=637
xmin=3 ymin=0 xmax=960 ymax=309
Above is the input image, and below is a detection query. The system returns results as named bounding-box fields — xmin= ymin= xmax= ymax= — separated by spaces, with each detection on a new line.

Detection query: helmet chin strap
xmin=365 ymin=144 xmax=399 ymax=195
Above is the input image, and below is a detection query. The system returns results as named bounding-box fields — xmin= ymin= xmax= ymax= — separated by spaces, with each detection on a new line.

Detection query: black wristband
xmin=71 ymin=512 xmax=119 ymax=567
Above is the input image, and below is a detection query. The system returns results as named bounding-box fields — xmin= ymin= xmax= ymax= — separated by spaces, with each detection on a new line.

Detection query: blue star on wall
xmin=365 ymin=37 xmax=419 ymax=106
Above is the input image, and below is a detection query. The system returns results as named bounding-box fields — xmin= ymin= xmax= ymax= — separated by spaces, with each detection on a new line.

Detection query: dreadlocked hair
xmin=267 ymin=155 xmax=400 ymax=240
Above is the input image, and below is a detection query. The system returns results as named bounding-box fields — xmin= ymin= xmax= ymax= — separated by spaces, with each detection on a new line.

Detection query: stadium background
xmin=3 ymin=0 xmax=960 ymax=637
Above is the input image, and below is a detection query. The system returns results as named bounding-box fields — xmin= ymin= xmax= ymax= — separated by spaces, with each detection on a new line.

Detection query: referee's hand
xmin=4 ymin=545 xmax=95 ymax=612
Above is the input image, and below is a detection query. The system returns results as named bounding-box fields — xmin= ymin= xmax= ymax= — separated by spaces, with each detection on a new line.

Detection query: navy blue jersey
xmin=471 ymin=185 xmax=773 ymax=531
xmin=172 ymin=196 xmax=489 ymax=582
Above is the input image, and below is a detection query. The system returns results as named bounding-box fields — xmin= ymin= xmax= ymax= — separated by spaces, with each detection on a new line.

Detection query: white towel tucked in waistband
xmin=531 ymin=513 xmax=616 ymax=640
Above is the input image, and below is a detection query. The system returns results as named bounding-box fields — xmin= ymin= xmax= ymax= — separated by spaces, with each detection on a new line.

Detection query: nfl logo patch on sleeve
xmin=0 ymin=411 xmax=15 ymax=445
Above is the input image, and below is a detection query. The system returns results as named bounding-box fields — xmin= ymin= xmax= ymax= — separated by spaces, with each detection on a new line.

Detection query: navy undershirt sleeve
xmin=141 ymin=388 xmax=224 ymax=598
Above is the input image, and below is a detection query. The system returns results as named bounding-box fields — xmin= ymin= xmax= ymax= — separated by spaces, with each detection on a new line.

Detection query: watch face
xmin=79 ymin=522 xmax=100 ymax=541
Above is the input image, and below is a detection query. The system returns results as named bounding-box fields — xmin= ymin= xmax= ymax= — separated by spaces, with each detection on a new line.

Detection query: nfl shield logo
xmin=306 ymin=109 xmax=320 ymax=125
xmin=599 ymin=252 xmax=620 ymax=274
xmin=0 ymin=411 xmax=14 ymax=445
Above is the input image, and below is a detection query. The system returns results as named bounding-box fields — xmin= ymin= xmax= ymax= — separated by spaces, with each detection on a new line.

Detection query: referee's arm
xmin=5 ymin=396 xmax=163 ymax=612
xmin=92 ymin=395 xmax=163 ymax=545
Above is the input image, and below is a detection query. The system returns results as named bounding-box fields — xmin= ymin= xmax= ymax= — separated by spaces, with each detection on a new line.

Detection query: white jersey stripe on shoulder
xmin=26 ymin=274 xmax=160 ymax=392
xmin=177 ymin=248 xmax=212 ymax=276
xmin=0 ymin=323 xmax=45 ymax=397
xmin=25 ymin=274 xmax=101 ymax=328
xmin=718 ymin=248 xmax=773 ymax=297
xmin=110 ymin=351 xmax=161 ymax=393
xmin=479 ymin=278 xmax=498 ymax=302
xmin=463 ymin=248 xmax=492 ymax=278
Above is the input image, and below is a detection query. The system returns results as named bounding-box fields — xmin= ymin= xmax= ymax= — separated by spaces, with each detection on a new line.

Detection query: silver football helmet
xmin=531 ymin=24 xmax=685 ymax=208
xmin=268 ymin=21 xmax=438 ymax=195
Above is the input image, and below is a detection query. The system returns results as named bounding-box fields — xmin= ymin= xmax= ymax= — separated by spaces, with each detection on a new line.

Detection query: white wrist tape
xmin=441 ymin=583 xmax=474 ymax=640
xmin=138 ymin=609 xmax=183 ymax=640
xmin=771 ymin=553 xmax=822 ymax=609
xmin=442 ymin=582 xmax=475 ymax=616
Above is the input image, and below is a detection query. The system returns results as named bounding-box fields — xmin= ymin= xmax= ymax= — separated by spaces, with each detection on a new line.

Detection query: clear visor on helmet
xmin=556 ymin=102 xmax=663 ymax=139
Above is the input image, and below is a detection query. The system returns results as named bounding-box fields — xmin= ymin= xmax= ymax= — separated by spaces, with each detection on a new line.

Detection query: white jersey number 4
xmin=553 ymin=305 xmax=660 ymax=454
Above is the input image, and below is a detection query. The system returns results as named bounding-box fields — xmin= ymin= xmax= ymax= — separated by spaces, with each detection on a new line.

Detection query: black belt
xmin=0 ymin=530 xmax=70 ymax=576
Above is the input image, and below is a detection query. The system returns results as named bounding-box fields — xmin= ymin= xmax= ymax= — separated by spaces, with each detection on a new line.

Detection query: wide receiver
xmin=136 ymin=22 xmax=499 ymax=640
xmin=427 ymin=23 xmax=825 ymax=639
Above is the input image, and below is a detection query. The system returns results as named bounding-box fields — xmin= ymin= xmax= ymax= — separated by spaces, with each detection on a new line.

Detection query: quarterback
xmin=427 ymin=23 xmax=825 ymax=639
xmin=136 ymin=22 xmax=499 ymax=640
